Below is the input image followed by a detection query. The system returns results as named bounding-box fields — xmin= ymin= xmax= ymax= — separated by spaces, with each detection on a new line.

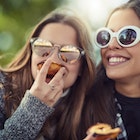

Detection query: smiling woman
xmin=84 ymin=0 xmax=140 ymax=140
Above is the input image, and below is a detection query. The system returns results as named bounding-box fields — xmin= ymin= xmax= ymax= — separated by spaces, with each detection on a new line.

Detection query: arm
xmin=0 ymin=59 xmax=65 ymax=140
xmin=0 ymin=90 xmax=54 ymax=140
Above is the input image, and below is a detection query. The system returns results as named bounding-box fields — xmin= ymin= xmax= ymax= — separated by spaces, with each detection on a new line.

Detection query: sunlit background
xmin=67 ymin=0 xmax=129 ymax=28
xmin=0 ymin=0 xmax=129 ymax=66
xmin=66 ymin=0 xmax=129 ymax=63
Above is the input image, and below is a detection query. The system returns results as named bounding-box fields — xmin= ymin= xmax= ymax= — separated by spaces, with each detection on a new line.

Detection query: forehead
xmin=107 ymin=9 xmax=140 ymax=31
xmin=38 ymin=23 xmax=78 ymax=45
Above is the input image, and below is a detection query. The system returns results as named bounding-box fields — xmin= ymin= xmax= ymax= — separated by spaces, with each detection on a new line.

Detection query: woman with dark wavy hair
xmin=84 ymin=0 xmax=140 ymax=140
xmin=0 ymin=7 xmax=95 ymax=140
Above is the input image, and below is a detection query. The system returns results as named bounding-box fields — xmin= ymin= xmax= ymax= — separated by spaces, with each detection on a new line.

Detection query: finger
xmin=49 ymin=90 xmax=63 ymax=107
xmin=37 ymin=59 xmax=52 ymax=82
xmin=93 ymin=134 xmax=111 ymax=140
xmin=83 ymin=134 xmax=95 ymax=140
xmin=50 ymin=67 xmax=66 ymax=84
xmin=44 ymin=84 xmax=63 ymax=106
xmin=48 ymin=77 xmax=64 ymax=98
xmin=47 ymin=74 xmax=64 ymax=103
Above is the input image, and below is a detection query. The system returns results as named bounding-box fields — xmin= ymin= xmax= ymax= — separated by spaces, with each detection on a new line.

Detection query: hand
xmin=30 ymin=59 xmax=66 ymax=106
xmin=83 ymin=133 xmax=111 ymax=140
xmin=83 ymin=134 xmax=95 ymax=140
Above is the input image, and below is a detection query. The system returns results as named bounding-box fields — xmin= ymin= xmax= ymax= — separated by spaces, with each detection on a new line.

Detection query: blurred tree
xmin=0 ymin=0 xmax=67 ymax=66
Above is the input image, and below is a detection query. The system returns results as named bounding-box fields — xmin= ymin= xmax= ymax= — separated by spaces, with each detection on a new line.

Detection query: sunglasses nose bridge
xmin=108 ymin=32 xmax=122 ymax=49
xmin=112 ymin=32 xmax=117 ymax=37
xmin=48 ymin=45 xmax=62 ymax=63
xmin=53 ymin=44 xmax=61 ymax=48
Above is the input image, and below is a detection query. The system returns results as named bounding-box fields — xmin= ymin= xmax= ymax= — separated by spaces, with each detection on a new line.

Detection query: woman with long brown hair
xmin=84 ymin=0 xmax=140 ymax=140
xmin=0 ymin=7 xmax=95 ymax=140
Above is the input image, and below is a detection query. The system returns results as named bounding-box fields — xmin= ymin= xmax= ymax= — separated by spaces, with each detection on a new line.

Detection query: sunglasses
xmin=95 ymin=25 xmax=140 ymax=48
xmin=30 ymin=38 xmax=85 ymax=64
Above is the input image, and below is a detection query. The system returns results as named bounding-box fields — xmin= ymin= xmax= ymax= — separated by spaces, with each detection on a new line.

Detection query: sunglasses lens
xmin=96 ymin=30 xmax=111 ymax=47
xmin=119 ymin=29 xmax=136 ymax=46
xmin=60 ymin=45 xmax=81 ymax=63
xmin=33 ymin=39 xmax=53 ymax=56
xmin=31 ymin=38 xmax=84 ymax=63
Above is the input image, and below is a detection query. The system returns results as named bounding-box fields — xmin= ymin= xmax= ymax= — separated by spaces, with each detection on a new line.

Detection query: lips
xmin=107 ymin=56 xmax=129 ymax=65
xmin=37 ymin=61 xmax=62 ymax=79
xmin=108 ymin=57 xmax=128 ymax=63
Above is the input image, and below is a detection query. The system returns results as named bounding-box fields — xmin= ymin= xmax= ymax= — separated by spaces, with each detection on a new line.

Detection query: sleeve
xmin=0 ymin=72 xmax=6 ymax=129
xmin=0 ymin=89 xmax=6 ymax=130
xmin=0 ymin=90 xmax=55 ymax=140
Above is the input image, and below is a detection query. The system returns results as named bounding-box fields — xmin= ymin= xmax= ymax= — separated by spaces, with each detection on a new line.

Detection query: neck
xmin=115 ymin=81 xmax=140 ymax=97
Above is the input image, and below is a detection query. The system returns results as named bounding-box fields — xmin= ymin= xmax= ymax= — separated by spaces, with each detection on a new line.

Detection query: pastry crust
xmin=37 ymin=62 xmax=62 ymax=75
xmin=48 ymin=62 xmax=62 ymax=75
xmin=37 ymin=61 xmax=44 ymax=70
xmin=87 ymin=123 xmax=121 ymax=139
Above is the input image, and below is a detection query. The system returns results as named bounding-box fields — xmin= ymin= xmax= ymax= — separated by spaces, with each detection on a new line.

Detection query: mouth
xmin=107 ymin=56 xmax=129 ymax=65
xmin=37 ymin=61 xmax=62 ymax=80
xmin=47 ymin=74 xmax=55 ymax=79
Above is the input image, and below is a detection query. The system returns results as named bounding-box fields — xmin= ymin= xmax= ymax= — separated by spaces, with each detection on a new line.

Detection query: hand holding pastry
xmin=84 ymin=123 xmax=121 ymax=140
xmin=37 ymin=61 xmax=62 ymax=79
xmin=30 ymin=59 xmax=66 ymax=106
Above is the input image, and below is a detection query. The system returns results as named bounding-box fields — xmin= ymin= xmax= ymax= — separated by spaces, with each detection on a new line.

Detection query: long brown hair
xmin=1 ymin=7 xmax=95 ymax=140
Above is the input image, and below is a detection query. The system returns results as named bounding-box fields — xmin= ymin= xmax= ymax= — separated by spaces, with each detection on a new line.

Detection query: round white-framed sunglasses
xmin=94 ymin=25 xmax=140 ymax=48
xmin=30 ymin=38 xmax=85 ymax=64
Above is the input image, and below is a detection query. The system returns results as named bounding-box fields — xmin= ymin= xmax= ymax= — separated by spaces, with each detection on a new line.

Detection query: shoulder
xmin=0 ymin=70 xmax=6 ymax=84
xmin=0 ymin=70 xmax=6 ymax=114
xmin=0 ymin=70 xmax=6 ymax=94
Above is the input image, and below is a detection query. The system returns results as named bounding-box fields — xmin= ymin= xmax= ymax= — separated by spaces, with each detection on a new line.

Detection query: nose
xmin=108 ymin=37 xmax=122 ymax=50
xmin=48 ymin=47 xmax=62 ymax=63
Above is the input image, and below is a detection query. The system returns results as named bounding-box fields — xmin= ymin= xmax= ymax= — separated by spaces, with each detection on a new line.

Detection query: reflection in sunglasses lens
xmin=97 ymin=31 xmax=110 ymax=46
xmin=60 ymin=46 xmax=80 ymax=63
xmin=31 ymin=38 xmax=84 ymax=63
xmin=119 ymin=29 xmax=136 ymax=45
xmin=34 ymin=46 xmax=52 ymax=57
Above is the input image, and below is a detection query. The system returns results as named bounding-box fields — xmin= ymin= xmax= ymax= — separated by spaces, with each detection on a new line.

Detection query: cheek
xmin=100 ymin=49 xmax=106 ymax=63
xmin=31 ymin=54 xmax=40 ymax=80
xmin=100 ymin=49 xmax=105 ymax=58
xmin=64 ymin=63 xmax=81 ymax=87
xmin=69 ymin=65 xmax=81 ymax=77
xmin=71 ymin=62 xmax=81 ymax=75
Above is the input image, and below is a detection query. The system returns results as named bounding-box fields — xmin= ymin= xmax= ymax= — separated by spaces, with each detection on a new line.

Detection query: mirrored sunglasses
xmin=95 ymin=25 xmax=140 ymax=48
xmin=30 ymin=38 xmax=85 ymax=64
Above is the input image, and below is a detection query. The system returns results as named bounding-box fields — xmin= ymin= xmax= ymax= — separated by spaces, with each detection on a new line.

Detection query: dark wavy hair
xmin=83 ymin=0 xmax=140 ymax=130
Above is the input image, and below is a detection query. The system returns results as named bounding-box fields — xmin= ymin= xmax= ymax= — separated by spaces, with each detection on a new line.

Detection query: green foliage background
xmin=0 ymin=0 xmax=66 ymax=66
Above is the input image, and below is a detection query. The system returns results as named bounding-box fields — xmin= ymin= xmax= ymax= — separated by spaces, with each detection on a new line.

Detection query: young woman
xmin=0 ymin=8 xmax=95 ymax=140
xmin=84 ymin=0 xmax=140 ymax=140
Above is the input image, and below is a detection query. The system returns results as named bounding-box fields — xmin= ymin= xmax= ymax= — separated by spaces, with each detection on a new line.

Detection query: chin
xmin=106 ymin=70 xmax=121 ymax=80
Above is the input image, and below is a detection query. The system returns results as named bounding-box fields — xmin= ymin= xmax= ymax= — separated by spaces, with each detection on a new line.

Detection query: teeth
xmin=109 ymin=57 xmax=126 ymax=63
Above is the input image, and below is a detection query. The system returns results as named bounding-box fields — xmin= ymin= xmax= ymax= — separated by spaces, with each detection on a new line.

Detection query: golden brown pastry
xmin=87 ymin=123 xmax=121 ymax=140
xmin=47 ymin=62 xmax=62 ymax=75
xmin=37 ymin=61 xmax=44 ymax=70
xmin=37 ymin=62 xmax=62 ymax=77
